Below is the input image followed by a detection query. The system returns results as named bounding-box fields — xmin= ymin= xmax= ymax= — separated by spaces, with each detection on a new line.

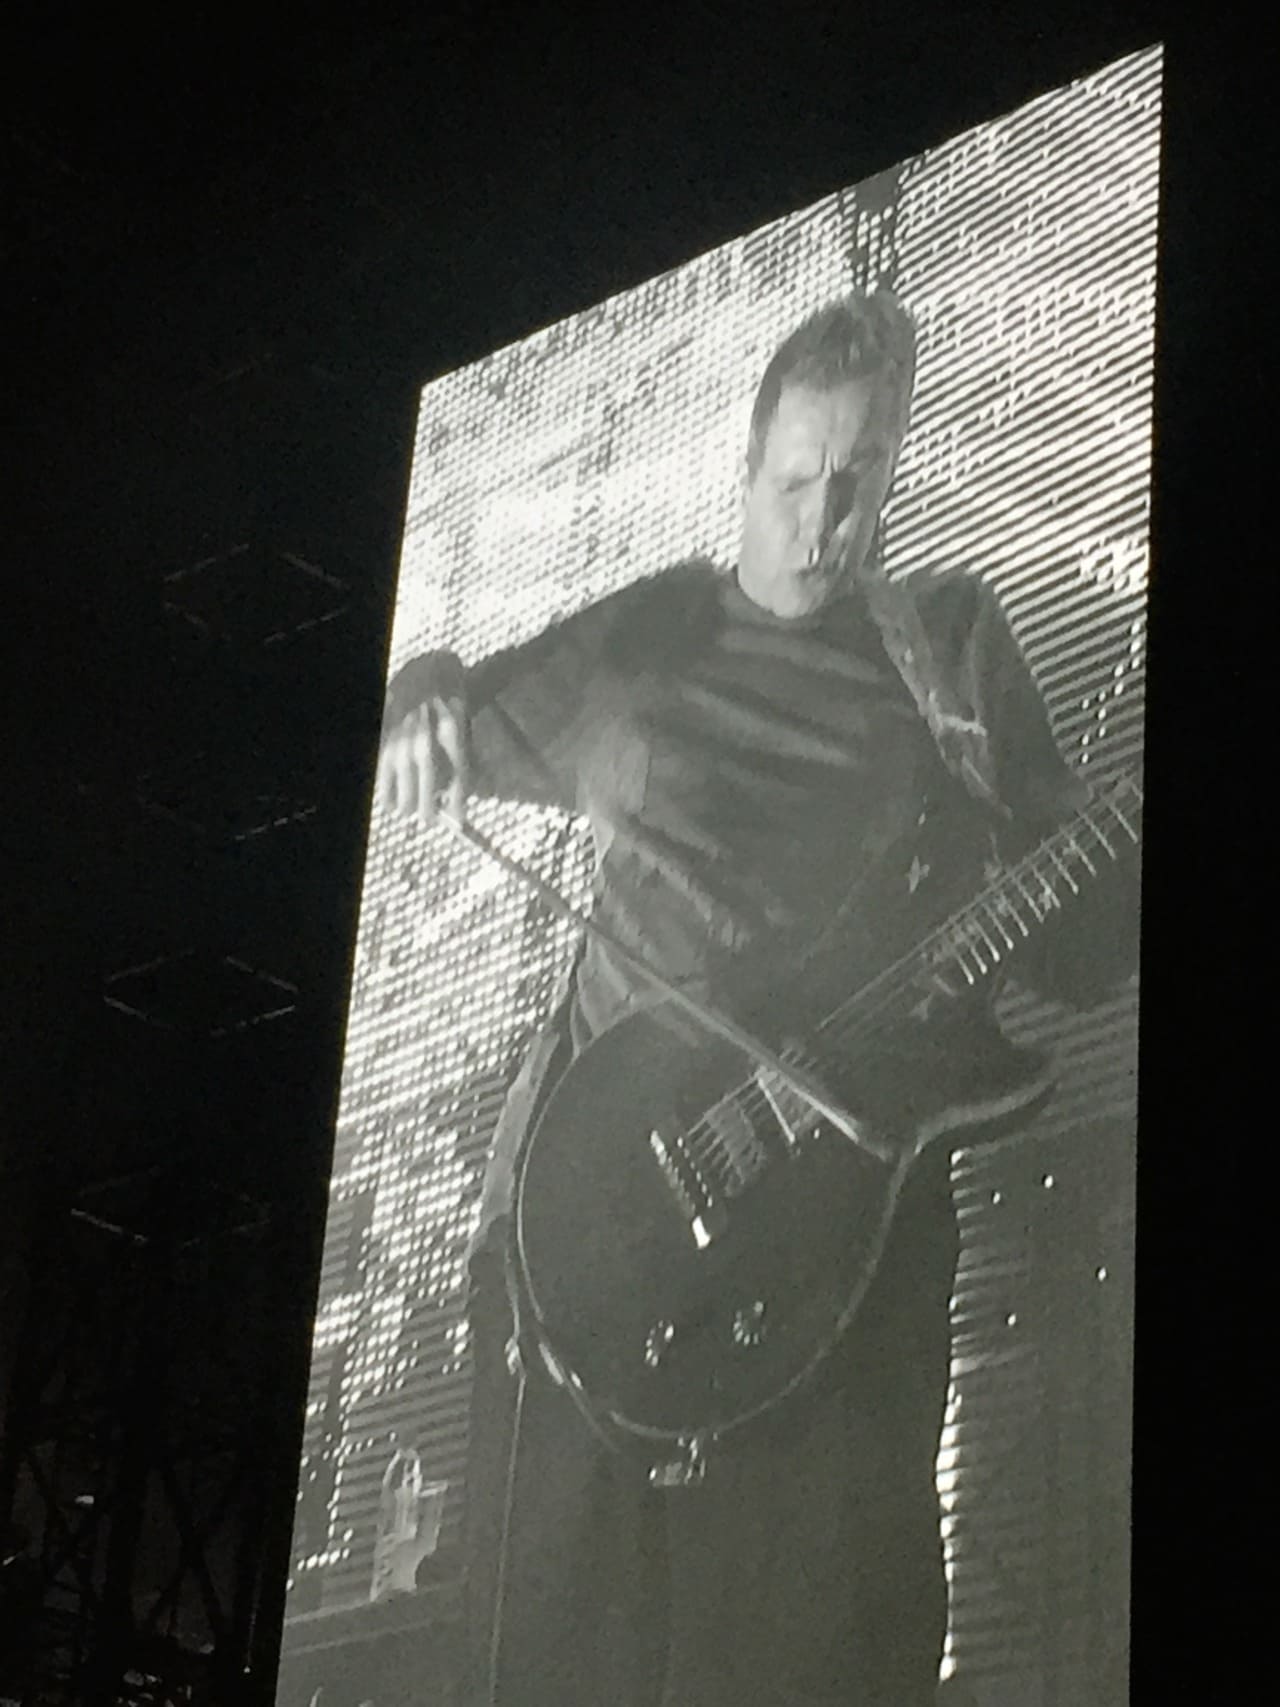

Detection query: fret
xmin=1029 ymin=867 xmax=1062 ymax=914
xmin=999 ymin=902 xmax=1028 ymax=940
xmin=817 ymin=771 xmax=1141 ymax=1102
xmin=1065 ymin=831 xmax=1098 ymax=878
xmin=1107 ymin=795 xmax=1140 ymax=844
xmin=1043 ymin=844 xmax=1080 ymax=896
xmin=1009 ymin=868 xmax=1045 ymax=924
xmin=983 ymin=897 xmax=1017 ymax=952
xmin=968 ymin=929 xmax=990 ymax=977
xmin=970 ymin=912 xmax=1002 ymax=963
xmin=959 ymin=926 xmax=986 ymax=975
xmin=650 ymin=771 xmax=1147 ymax=1262
xmin=1088 ymin=814 xmax=1116 ymax=860
xmin=1002 ymin=887 xmax=1032 ymax=938
xmin=949 ymin=933 xmax=980 ymax=985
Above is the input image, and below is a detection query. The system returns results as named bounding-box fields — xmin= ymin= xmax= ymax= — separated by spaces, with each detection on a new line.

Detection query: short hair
xmin=745 ymin=288 xmax=918 ymax=481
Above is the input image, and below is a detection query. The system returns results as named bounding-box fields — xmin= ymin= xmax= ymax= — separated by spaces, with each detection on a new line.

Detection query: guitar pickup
xmin=648 ymin=1128 xmax=727 ymax=1248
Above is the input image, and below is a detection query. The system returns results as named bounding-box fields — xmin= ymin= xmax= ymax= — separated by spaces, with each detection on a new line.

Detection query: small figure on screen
xmin=376 ymin=289 xmax=1139 ymax=1707
xmin=368 ymin=1444 xmax=447 ymax=1603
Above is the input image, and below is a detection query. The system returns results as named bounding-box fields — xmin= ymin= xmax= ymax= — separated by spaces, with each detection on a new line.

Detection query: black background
xmin=3 ymin=2 xmax=1264 ymax=1698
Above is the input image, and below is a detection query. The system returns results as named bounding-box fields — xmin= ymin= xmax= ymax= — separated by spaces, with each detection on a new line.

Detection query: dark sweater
xmin=385 ymin=560 xmax=1138 ymax=1050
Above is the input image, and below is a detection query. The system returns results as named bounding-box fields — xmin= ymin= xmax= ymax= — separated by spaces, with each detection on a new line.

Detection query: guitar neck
xmin=819 ymin=772 xmax=1143 ymax=1039
xmin=685 ymin=773 xmax=1142 ymax=1188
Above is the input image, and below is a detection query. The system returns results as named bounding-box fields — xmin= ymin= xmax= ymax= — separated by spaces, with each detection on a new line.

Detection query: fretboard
xmin=681 ymin=773 xmax=1142 ymax=1200
xmin=909 ymin=772 xmax=1143 ymax=1000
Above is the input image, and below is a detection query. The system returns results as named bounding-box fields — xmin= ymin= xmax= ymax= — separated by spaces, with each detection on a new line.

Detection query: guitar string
xmin=814 ymin=780 xmax=1141 ymax=1053
xmin=681 ymin=782 xmax=1141 ymax=1188
xmin=687 ymin=783 xmax=1140 ymax=1179
xmin=675 ymin=780 xmax=1141 ymax=1195
xmin=678 ymin=798 xmax=1125 ymax=1194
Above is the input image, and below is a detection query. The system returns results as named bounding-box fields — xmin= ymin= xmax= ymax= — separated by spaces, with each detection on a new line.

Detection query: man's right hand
xmin=374 ymin=652 xmax=471 ymax=827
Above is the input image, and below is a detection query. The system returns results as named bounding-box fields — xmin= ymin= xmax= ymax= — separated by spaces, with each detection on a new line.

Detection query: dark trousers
xmin=463 ymin=1149 xmax=956 ymax=1707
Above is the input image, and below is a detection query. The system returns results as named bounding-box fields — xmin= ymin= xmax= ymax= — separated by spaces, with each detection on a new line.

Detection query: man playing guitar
xmin=376 ymin=290 xmax=1140 ymax=1707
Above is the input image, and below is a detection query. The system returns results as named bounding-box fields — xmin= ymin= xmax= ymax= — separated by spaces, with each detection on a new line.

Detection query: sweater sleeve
xmin=380 ymin=586 xmax=634 ymax=812
xmin=381 ymin=564 xmax=720 ymax=813
xmin=928 ymin=574 xmax=1141 ymax=1010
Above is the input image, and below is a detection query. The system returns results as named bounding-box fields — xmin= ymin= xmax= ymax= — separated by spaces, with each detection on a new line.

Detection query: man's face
xmin=737 ymin=376 xmax=902 ymax=619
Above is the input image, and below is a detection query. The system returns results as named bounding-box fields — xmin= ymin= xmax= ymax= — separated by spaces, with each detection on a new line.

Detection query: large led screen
xmin=279 ymin=43 xmax=1158 ymax=1707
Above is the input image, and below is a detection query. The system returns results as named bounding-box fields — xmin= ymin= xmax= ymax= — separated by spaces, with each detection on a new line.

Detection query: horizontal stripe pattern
xmin=282 ymin=53 xmax=1156 ymax=1698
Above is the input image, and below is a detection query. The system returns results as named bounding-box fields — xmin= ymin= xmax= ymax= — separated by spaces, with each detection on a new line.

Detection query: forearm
xmin=381 ymin=595 xmax=619 ymax=810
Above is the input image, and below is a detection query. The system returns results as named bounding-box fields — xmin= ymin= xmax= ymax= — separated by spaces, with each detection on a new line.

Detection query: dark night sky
xmin=9 ymin=0 xmax=1199 ymax=1191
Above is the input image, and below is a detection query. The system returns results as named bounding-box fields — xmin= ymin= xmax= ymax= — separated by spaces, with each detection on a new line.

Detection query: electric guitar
xmin=511 ymin=774 xmax=1141 ymax=1481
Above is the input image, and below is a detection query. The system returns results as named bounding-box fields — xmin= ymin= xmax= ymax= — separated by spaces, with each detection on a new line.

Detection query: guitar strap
xmin=786 ymin=565 xmax=1012 ymax=980
xmin=856 ymin=564 xmax=1010 ymax=820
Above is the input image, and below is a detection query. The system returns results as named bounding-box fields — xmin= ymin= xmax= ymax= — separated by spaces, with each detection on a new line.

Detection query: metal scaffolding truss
xmin=0 ymin=1168 xmax=287 ymax=1706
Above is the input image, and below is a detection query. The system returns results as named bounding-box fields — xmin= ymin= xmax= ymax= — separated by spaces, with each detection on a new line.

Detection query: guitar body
xmin=509 ymin=774 xmax=1140 ymax=1465
xmin=513 ymin=996 xmax=1052 ymax=1459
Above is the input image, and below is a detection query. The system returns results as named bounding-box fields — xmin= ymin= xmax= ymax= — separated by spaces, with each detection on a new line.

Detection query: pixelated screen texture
xmin=283 ymin=49 xmax=1157 ymax=1694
